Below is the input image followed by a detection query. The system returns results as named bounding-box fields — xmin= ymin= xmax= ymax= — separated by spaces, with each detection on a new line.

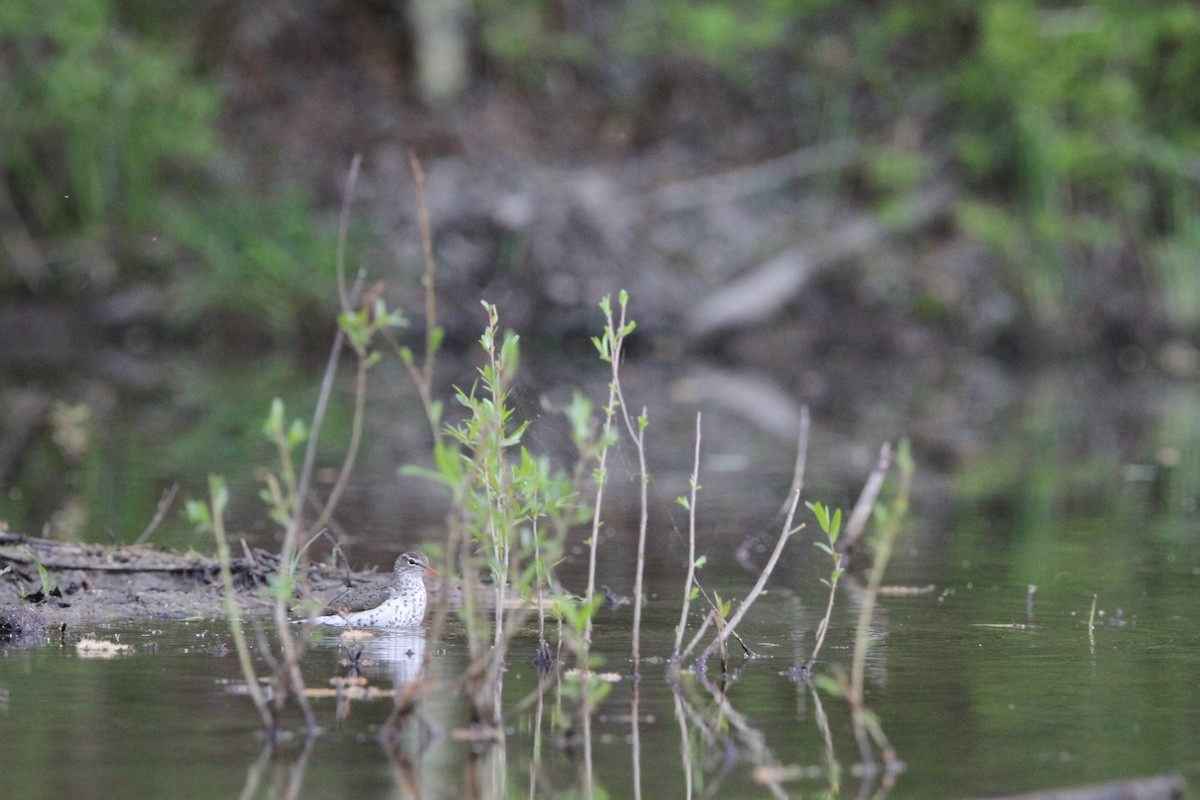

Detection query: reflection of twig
xmin=850 ymin=445 xmax=904 ymax=702
xmin=134 ymin=483 xmax=178 ymax=545
xmin=282 ymin=735 xmax=315 ymax=800
xmin=808 ymin=680 xmax=839 ymax=797
xmin=631 ymin=686 xmax=643 ymax=800
xmin=529 ymin=674 xmax=546 ymax=799
xmin=671 ymin=686 xmax=694 ymax=800
xmin=846 ymin=441 xmax=911 ymax=776
xmin=236 ymin=735 xmax=314 ymax=800
xmin=380 ymin=739 xmax=420 ymax=800
xmin=581 ymin=698 xmax=594 ymax=800
xmin=237 ymin=743 xmax=272 ymax=800
xmin=694 ymin=672 xmax=788 ymax=800
xmin=835 ymin=668 xmax=898 ymax=787
xmin=209 ymin=479 xmax=274 ymax=737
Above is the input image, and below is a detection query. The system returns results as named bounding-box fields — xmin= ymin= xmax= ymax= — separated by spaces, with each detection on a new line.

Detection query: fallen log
xmin=686 ymin=180 xmax=957 ymax=338
xmin=970 ymin=773 xmax=1186 ymax=800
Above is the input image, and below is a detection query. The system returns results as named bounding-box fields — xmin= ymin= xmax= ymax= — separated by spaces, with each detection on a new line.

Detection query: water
xmin=2 ymin=527 xmax=1198 ymax=798
xmin=3 ymin=353 xmax=1200 ymax=797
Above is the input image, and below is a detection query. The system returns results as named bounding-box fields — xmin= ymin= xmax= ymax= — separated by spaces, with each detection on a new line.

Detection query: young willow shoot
xmin=187 ymin=477 xmax=275 ymax=738
xmin=594 ymin=291 xmax=652 ymax=676
xmin=408 ymin=301 xmax=588 ymax=724
xmin=805 ymin=500 xmax=844 ymax=673
xmin=692 ymin=415 xmax=809 ymax=675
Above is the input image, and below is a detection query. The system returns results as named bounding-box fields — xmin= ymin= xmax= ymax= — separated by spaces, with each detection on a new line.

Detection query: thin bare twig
xmin=272 ymin=160 xmax=370 ymax=735
xmin=701 ymin=491 xmax=803 ymax=668
xmin=672 ymin=412 xmax=702 ymax=660
xmin=649 ymin=139 xmax=858 ymax=213
xmin=782 ymin=406 xmax=810 ymax=515
xmin=134 ymin=482 xmax=179 ymax=546
xmin=804 ymin=547 xmax=842 ymax=673
xmin=695 ymin=415 xmax=809 ymax=670
xmin=409 ymin=152 xmax=438 ymax=385
xmin=335 ymin=154 xmax=362 ymax=312
xmin=839 ymin=443 xmax=894 ymax=559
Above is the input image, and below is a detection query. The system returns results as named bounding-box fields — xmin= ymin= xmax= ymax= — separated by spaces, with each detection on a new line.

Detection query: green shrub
xmin=0 ymin=0 xmax=219 ymax=266
xmin=954 ymin=1 xmax=1200 ymax=326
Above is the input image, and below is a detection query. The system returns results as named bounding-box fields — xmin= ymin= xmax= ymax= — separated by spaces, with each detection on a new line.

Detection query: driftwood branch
xmin=687 ymin=181 xmax=957 ymax=338
xmin=649 ymin=140 xmax=859 ymax=214
xmin=970 ymin=774 xmax=1185 ymax=800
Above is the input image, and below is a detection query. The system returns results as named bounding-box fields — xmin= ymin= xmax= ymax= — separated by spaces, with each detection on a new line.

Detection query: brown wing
xmin=322 ymin=581 xmax=393 ymax=615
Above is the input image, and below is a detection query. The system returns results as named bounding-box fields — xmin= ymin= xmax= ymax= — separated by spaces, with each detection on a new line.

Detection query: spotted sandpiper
xmin=310 ymin=552 xmax=437 ymax=628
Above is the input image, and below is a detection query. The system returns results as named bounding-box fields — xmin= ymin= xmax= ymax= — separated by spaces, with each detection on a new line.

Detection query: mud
xmin=0 ymin=532 xmax=391 ymax=642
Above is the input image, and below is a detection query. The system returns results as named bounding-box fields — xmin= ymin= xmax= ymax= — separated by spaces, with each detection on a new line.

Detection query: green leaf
xmin=813 ymin=674 xmax=843 ymax=697
xmin=34 ymin=558 xmax=50 ymax=595
xmin=286 ymin=418 xmax=308 ymax=448
xmin=806 ymin=501 xmax=830 ymax=533
xmin=185 ymin=499 xmax=211 ymax=528
xmin=263 ymin=397 xmax=285 ymax=439
xmin=207 ymin=475 xmax=228 ymax=515
xmin=897 ymin=437 xmax=914 ymax=473
xmin=592 ymin=334 xmax=610 ymax=361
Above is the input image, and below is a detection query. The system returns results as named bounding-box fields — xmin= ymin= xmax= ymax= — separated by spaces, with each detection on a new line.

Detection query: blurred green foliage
xmin=163 ymin=192 xmax=340 ymax=334
xmin=477 ymin=0 xmax=1200 ymax=332
xmin=0 ymin=0 xmax=218 ymax=259
xmin=5 ymin=0 xmax=1200 ymax=335
xmin=954 ymin=2 xmax=1200 ymax=327
xmin=0 ymin=0 xmax=338 ymax=336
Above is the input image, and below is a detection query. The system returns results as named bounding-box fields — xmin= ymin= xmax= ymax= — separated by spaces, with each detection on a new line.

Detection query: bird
xmin=308 ymin=552 xmax=437 ymax=628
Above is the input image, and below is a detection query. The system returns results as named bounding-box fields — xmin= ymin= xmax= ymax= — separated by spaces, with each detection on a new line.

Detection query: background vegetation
xmin=3 ymin=0 xmax=1200 ymax=342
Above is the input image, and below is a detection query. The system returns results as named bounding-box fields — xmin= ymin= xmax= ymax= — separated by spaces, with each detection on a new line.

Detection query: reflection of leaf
xmin=75 ymin=637 xmax=135 ymax=657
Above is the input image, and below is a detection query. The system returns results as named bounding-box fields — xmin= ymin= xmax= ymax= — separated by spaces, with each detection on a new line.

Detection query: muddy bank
xmin=0 ymin=532 xmax=398 ymax=641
